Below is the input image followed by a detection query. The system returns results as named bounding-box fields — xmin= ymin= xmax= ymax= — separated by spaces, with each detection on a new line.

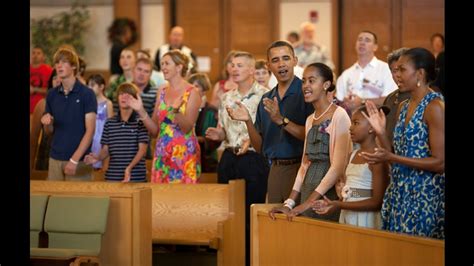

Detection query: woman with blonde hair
xmin=130 ymin=49 xmax=202 ymax=183
xmin=209 ymin=50 xmax=238 ymax=108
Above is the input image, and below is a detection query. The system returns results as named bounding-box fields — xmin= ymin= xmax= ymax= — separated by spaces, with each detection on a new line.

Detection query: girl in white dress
xmin=313 ymin=105 xmax=389 ymax=229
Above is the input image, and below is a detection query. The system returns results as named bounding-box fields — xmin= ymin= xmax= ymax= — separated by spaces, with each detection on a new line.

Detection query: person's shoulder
xmin=262 ymin=88 xmax=274 ymax=99
xmin=426 ymin=94 xmax=445 ymax=113
xmin=333 ymin=105 xmax=351 ymax=120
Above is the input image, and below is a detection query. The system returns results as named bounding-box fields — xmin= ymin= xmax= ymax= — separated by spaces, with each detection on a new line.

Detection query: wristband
xmin=69 ymin=158 xmax=79 ymax=165
xmin=283 ymin=198 xmax=296 ymax=209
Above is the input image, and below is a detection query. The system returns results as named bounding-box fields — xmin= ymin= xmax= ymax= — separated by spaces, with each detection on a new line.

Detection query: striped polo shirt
xmin=101 ymin=111 xmax=149 ymax=182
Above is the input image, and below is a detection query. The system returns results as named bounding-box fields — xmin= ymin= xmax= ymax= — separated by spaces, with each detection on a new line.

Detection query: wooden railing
xmin=251 ymin=204 xmax=444 ymax=266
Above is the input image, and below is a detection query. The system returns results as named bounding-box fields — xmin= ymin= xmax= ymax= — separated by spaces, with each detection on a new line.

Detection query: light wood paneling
xmin=225 ymin=0 xmax=277 ymax=61
xmin=341 ymin=0 xmax=393 ymax=71
xmin=339 ymin=0 xmax=444 ymax=74
xmin=401 ymin=0 xmax=444 ymax=50
xmin=176 ymin=0 xmax=222 ymax=82
xmin=251 ymin=205 xmax=444 ymax=266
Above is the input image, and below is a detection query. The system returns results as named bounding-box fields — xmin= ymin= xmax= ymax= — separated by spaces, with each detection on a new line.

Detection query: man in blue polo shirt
xmin=41 ymin=47 xmax=97 ymax=181
xmin=228 ymin=41 xmax=314 ymax=203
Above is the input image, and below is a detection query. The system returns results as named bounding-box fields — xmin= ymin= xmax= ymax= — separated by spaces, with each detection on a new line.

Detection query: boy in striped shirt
xmin=85 ymin=82 xmax=149 ymax=182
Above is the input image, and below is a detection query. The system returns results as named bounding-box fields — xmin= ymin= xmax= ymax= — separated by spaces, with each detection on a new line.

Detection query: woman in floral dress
xmin=130 ymin=50 xmax=201 ymax=183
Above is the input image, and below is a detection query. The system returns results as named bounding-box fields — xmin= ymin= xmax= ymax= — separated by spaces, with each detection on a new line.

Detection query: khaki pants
xmin=48 ymin=158 xmax=93 ymax=181
xmin=266 ymin=163 xmax=300 ymax=203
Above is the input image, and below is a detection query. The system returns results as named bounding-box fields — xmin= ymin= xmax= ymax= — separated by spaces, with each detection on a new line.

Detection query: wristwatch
xmin=280 ymin=117 xmax=290 ymax=127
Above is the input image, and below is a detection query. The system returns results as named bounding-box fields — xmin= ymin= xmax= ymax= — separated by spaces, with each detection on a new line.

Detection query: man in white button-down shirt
xmin=336 ymin=31 xmax=397 ymax=113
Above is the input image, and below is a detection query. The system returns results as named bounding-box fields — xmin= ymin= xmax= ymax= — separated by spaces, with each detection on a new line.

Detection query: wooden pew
xmin=30 ymin=181 xmax=152 ymax=266
xmin=251 ymin=204 xmax=444 ymax=266
xmin=126 ymin=179 xmax=245 ymax=266
xmin=30 ymin=170 xmax=48 ymax=180
xmin=199 ymin=172 xmax=218 ymax=183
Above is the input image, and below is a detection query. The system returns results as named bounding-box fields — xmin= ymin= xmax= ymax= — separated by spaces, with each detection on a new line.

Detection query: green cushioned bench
xmin=30 ymin=195 xmax=110 ymax=266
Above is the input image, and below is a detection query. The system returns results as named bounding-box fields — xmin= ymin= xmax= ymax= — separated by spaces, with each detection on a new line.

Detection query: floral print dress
xmin=151 ymin=86 xmax=201 ymax=183
xmin=381 ymin=92 xmax=444 ymax=239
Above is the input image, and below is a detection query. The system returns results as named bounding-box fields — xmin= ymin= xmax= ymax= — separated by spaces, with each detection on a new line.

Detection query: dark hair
xmin=255 ymin=59 xmax=271 ymax=75
xmin=78 ymin=57 xmax=87 ymax=76
xmin=266 ymin=40 xmax=295 ymax=60
xmin=402 ymin=47 xmax=437 ymax=83
xmin=430 ymin=33 xmax=445 ymax=46
xmin=361 ymin=30 xmax=378 ymax=44
xmin=87 ymin=74 xmax=106 ymax=87
xmin=116 ymin=82 xmax=139 ymax=100
xmin=108 ymin=18 xmax=138 ymax=45
xmin=188 ymin=73 xmax=212 ymax=92
xmin=387 ymin=47 xmax=410 ymax=65
xmin=137 ymin=49 xmax=151 ymax=59
xmin=354 ymin=104 xmax=390 ymax=116
xmin=287 ymin=31 xmax=299 ymax=42
xmin=47 ymin=68 xmax=57 ymax=90
xmin=305 ymin=62 xmax=336 ymax=92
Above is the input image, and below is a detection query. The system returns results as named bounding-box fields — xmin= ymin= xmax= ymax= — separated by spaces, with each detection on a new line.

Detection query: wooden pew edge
xmin=251 ymin=203 xmax=281 ymax=266
xmin=256 ymin=209 xmax=445 ymax=247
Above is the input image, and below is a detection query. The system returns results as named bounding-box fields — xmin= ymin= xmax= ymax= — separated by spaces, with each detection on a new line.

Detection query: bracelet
xmin=283 ymin=198 xmax=296 ymax=209
xmin=69 ymin=158 xmax=79 ymax=165
xmin=172 ymin=107 xmax=180 ymax=113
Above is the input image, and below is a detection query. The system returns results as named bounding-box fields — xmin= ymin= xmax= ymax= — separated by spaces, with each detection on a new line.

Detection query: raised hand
xmin=205 ymin=127 xmax=224 ymax=141
xmin=126 ymin=93 xmax=144 ymax=112
xmin=263 ymin=97 xmax=283 ymax=124
xmin=361 ymin=100 xmax=386 ymax=136
xmin=227 ymin=101 xmax=250 ymax=122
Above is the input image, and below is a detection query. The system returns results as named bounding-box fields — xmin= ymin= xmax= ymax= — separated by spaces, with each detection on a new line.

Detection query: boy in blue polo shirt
xmin=84 ymin=83 xmax=149 ymax=182
xmin=41 ymin=47 xmax=97 ymax=181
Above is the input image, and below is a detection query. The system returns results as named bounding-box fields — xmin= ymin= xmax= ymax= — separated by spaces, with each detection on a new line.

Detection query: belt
xmin=225 ymin=147 xmax=257 ymax=155
xmin=271 ymin=158 xmax=301 ymax=166
xmin=225 ymin=147 xmax=241 ymax=155
xmin=349 ymin=188 xmax=372 ymax=198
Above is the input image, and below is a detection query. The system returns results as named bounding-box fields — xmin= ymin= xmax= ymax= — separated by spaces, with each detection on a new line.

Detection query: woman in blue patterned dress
xmin=361 ymin=47 xmax=444 ymax=239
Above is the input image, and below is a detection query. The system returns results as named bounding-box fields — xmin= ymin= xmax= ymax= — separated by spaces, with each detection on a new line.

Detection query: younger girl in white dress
xmin=313 ymin=105 xmax=389 ymax=229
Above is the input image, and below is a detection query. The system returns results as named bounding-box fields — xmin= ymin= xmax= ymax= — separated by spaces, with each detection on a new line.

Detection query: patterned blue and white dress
xmin=381 ymin=92 xmax=445 ymax=239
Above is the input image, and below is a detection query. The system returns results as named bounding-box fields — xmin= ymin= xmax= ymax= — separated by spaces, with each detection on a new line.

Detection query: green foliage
xmin=31 ymin=3 xmax=90 ymax=64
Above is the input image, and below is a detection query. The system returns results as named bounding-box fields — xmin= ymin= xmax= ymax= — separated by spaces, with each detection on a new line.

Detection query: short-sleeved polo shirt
xmin=254 ymin=76 xmax=314 ymax=159
xmin=45 ymin=80 xmax=97 ymax=161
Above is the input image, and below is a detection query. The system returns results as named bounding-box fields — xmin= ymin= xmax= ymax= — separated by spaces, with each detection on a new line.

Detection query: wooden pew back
xmin=251 ymin=204 xmax=444 ymax=266
xmin=30 ymin=181 xmax=152 ymax=266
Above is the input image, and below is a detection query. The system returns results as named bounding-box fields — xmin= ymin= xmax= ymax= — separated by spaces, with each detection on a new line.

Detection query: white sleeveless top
xmin=345 ymin=149 xmax=372 ymax=190
xmin=339 ymin=149 xmax=382 ymax=229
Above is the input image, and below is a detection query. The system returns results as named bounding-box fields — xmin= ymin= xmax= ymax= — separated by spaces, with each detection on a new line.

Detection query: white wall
xmin=30 ymin=4 xmax=165 ymax=70
xmin=30 ymin=6 xmax=114 ymax=70
xmin=280 ymin=0 xmax=332 ymax=55
xmin=141 ymin=4 xmax=165 ymax=61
